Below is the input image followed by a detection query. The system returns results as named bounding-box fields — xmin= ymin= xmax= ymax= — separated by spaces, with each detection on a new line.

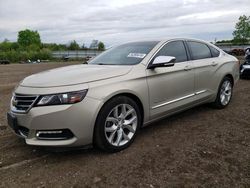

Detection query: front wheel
xmin=94 ymin=96 xmax=141 ymax=152
xmin=212 ymin=77 xmax=233 ymax=109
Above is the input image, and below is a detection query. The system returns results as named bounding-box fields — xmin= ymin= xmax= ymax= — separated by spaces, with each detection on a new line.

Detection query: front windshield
xmin=89 ymin=41 xmax=159 ymax=65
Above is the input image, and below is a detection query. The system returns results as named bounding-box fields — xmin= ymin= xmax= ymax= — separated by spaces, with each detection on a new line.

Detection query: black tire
xmin=93 ymin=96 xmax=142 ymax=152
xmin=212 ymin=76 xmax=233 ymax=109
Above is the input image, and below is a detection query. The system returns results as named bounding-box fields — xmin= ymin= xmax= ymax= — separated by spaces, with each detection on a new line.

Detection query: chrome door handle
xmin=184 ymin=65 xmax=192 ymax=71
xmin=211 ymin=62 xmax=218 ymax=66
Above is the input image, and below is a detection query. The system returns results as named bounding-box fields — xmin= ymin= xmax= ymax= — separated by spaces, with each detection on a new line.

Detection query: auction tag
xmin=128 ymin=53 xmax=146 ymax=58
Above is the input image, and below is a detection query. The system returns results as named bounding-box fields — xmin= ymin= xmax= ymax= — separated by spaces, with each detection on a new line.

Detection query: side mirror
xmin=148 ymin=56 xmax=176 ymax=69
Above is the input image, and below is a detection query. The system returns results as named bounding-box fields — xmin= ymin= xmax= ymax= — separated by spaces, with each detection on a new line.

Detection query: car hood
xmin=20 ymin=64 xmax=133 ymax=88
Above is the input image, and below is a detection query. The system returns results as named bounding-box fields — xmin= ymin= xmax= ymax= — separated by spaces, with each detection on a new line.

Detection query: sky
xmin=0 ymin=0 xmax=249 ymax=46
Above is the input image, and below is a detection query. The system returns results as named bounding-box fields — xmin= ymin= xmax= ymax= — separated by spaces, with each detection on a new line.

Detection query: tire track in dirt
xmin=0 ymin=155 xmax=49 ymax=171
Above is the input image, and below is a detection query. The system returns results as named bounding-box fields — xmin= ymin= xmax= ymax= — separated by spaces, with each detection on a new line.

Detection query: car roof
xmin=128 ymin=38 xmax=212 ymax=45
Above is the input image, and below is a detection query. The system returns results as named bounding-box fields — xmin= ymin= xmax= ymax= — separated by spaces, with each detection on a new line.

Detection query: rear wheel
xmin=94 ymin=96 xmax=141 ymax=152
xmin=212 ymin=77 xmax=233 ymax=109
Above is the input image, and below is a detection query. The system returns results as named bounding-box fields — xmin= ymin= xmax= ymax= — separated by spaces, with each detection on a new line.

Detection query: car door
xmin=146 ymin=40 xmax=195 ymax=120
xmin=186 ymin=41 xmax=219 ymax=100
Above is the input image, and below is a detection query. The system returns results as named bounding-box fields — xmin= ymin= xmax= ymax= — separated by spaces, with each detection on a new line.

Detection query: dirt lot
xmin=0 ymin=63 xmax=249 ymax=188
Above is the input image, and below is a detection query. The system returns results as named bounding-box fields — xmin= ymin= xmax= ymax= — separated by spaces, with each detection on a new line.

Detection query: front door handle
xmin=184 ymin=65 xmax=192 ymax=71
xmin=211 ymin=62 xmax=218 ymax=66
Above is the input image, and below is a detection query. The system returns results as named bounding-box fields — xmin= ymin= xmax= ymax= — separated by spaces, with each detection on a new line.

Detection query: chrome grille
xmin=11 ymin=94 xmax=38 ymax=113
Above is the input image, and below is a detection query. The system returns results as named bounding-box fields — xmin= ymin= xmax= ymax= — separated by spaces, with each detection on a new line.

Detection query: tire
xmin=94 ymin=96 xmax=142 ymax=152
xmin=212 ymin=77 xmax=233 ymax=109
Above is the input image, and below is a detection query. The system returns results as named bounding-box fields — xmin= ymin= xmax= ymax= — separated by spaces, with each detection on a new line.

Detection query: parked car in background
xmin=0 ymin=60 xmax=10 ymax=64
xmin=7 ymin=38 xmax=239 ymax=152
xmin=63 ymin=55 xmax=70 ymax=61
xmin=240 ymin=62 xmax=250 ymax=78
xmin=85 ymin=56 xmax=93 ymax=62
xmin=240 ymin=48 xmax=250 ymax=79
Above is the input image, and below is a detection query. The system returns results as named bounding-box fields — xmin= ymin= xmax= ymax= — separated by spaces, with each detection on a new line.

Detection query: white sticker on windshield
xmin=127 ymin=53 xmax=146 ymax=58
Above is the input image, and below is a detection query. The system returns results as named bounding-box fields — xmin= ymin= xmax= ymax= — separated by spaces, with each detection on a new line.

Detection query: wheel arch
xmin=100 ymin=92 xmax=144 ymax=126
xmin=92 ymin=92 xmax=145 ymax=146
xmin=224 ymin=74 xmax=234 ymax=86
xmin=215 ymin=73 xmax=234 ymax=96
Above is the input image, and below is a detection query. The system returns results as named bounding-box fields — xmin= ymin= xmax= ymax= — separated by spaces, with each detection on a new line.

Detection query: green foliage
xmin=0 ymin=49 xmax=52 ymax=62
xmin=27 ymin=43 xmax=41 ymax=51
xmin=31 ymin=49 xmax=52 ymax=60
xmin=42 ymin=43 xmax=67 ymax=51
xmin=215 ymin=39 xmax=233 ymax=44
xmin=0 ymin=40 xmax=12 ymax=51
xmin=0 ymin=29 xmax=53 ymax=63
xmin=0 ymin=41 xmax=20 ymax=51
xmin=17 ymin=29 xmax=41 ymax=47
xmin=98 ymin=41 xmax=105 ymax=50
xmin=233 ymin=15 xmax=250 ymax=44
xmin=0 ymin=28 xmax=106 ymax=63
xmin=68 ymin=40 xmax=80 ymax=50
xmin=11 ymin=42 xmax=20 ymax=51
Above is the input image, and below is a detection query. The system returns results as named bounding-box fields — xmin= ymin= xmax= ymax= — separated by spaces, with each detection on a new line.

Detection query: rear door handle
xmin=184 ymin=65 xmax=192 ymax=71
xmin=211 ymin=62 xmax=218 ymax=66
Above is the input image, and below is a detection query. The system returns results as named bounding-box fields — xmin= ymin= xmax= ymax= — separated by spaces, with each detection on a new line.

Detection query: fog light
xmin=36 ymin=129 xmax=74 ymax=140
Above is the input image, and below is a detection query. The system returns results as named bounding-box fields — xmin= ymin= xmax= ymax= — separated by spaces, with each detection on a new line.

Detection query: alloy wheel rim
xmin=104 ymin=104 xmax=138 ymax=147
xmin=220 ymin=80 xmax=232 ymax=106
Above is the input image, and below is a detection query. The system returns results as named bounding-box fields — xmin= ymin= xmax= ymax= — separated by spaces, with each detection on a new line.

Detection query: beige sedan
xmin=7 ymin=38 xmax=239 ymax=152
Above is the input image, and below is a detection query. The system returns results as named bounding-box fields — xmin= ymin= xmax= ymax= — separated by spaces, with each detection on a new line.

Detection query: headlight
xmin=35 ymin=90 xmax=88 ymax=106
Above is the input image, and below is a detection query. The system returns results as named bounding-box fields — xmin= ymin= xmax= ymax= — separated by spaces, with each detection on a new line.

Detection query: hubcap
xmin=105 ymin=104 xmax=138 ymax=147
xmin=220 ymin=80 xmax=232 ymax=106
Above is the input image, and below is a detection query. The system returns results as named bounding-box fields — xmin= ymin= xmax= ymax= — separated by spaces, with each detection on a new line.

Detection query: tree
xmin=81 ymin=43 xmax=86 ymax=49
xmin=68 ymin=40 xmax=80 ymax=50
xmin=3 ymin=38 xmax=9 ymax=43
xmin=11 ymin=42 xmax=19 ymax=51
xmin=0 ymin=39 xmax=12 ymax=51
xmin=42 ymin=43 xmax=67 ymax=51
xmin=98 ymin=41 xmax=105 ymax=50
xmin=233 ymin=15 xmax=250 ymax=44
xmin=17 ymin=29 xmax=41 ymax=47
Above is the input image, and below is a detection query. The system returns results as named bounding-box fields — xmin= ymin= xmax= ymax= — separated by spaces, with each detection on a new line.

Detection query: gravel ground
xmin=0 ymin=63 xmax=249 ymax=188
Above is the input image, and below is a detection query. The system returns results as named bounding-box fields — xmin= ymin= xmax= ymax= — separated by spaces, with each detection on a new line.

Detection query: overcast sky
xmin=0 ymin=0 xmax=249 ymax=46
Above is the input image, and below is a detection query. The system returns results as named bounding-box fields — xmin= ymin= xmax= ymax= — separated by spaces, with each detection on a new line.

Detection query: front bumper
xmin=7 ymin=96 xmax=102 ymax=147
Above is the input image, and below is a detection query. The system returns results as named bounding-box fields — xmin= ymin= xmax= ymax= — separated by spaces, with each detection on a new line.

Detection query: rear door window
xmin=187 ymin=41 xmax=212 ymax=60
xmin=209 ymin=46 xmax=220 ymax=57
